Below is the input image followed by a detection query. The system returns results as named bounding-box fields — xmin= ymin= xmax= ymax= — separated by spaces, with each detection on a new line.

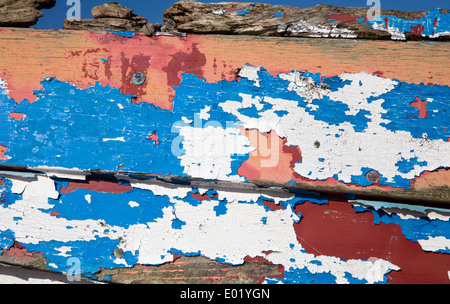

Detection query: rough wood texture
xmin=0 ymin=172 xmax=449 ymax=284
xmin=0 ymin=27 xmax=449 ymax=284
xmin=95 ymin=255 xmax=283 ymax=284
xmin=0 ymin=0 xmax=55 ymax=27
xmin=164 ymin=1 xmax=450 ymax=41
xmin=0 ymin=28 xmax=448 ymax=203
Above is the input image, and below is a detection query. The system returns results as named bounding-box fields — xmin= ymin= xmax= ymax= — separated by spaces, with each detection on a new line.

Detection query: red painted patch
xmin=50 ymin=211 xmax=60 ymax=216
xmin=120 ymin=53 xmax=152 ymax=104
xmin=60 ymin=179 xmax=133 ymax=194
xmin=238 ymin=128 xmax=403 ymax=191
xmin=410 ymin=24 xmax=425 ymax=36
xmin=0 ymin=145 xmax=9 ymax=160
xmin=243 ymin=255 xmax=285 ymax=283
xmin=434 ymin=18 xmax=439 ymax=28
xmin=190 ymin=192 xmax=217 ymax=201
xmin=384 ymin=17 xmax=389 ymax=29
xmin=1 ymin=242 xmax=39 ymax=262
xmin=410 ymin=96 xmax=427 ymax=118
xmin=262 ymin=200 xmax=284 ymax=211
xmin=293 ymin=200 xmax=450 ymax=283
xmin=147 ymin=131 xmax=159 ymax=145
xmin=372 ymin=70 xmax=384 ymax=77
xmin=238 ymin=129 xmax=302 ymax=184
xmin=9 ymin=112 xmax=25 ymax=120
xmin=162 ymin=42 xmax=206 ymax=100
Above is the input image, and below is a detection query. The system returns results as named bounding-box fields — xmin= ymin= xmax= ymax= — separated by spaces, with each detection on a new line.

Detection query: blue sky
xmin=33 ymin=0 xmax=449 ymax=29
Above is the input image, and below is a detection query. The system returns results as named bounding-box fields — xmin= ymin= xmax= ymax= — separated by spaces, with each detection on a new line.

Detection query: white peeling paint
xmin=85 ymin=194 xmax=91 ymax=204
xmin=417 ymin=236 xmax=450 ymax=252
xmin=0 ymin=176 xmax=123 ymax=245
xmin=128 ymin=201 xmax=139 ymax=208
xmin=54 ymin=246 xmax=72 ymax=257
xmin=430 ymin=31 xmax=450 ymax=38
xmin=181 ymin=116 xmax=193 ymax=124
xmin=103 ymin=137 xmax=125 ymax=142
xmin=9 ymin=179 xmax=29 ymax=195
xmin=0 ymin=78 xmax=9 ymax=96
xmin=0 ymin=176 xmax=399 ymax=283
xmin=219 ymin=70 xmax=450 ymax=184
xmin=238 ymin=63 xmax=261 ymax=87
xmin=211 ymin=9 xmax=225 ymax=15
xmin=176 ymin=125 xmax=255 ymax=182
xmin=278 ymin=71 xmax=327 ymax=104
xmin=199 ymin=105 xmax=211 ymax=120
xmin=427 ymin=211 xmax=450 ymax=221
xmin=129 ymin=181 xmax=191 ymax=199
xmin=0 ymin=273 xmax=66 ymax=284
xmin=29 ymin=166 xmax=88 ymax=180
xmin=371 ymin=22 xmax=406 ymax=40
xmin=350 ymin=199 xmax=450 ymax=222
xmin=279 ymin=20 xmax=358 ymax=38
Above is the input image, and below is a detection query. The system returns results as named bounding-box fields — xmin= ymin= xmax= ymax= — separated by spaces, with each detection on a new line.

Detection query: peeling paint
xmin=0 ymin=174 xmax=424 ymax=283
xmin=360 ymin=9 xmax=450 ymax=40
xmin=0 ymin=64 xmax=447 ymax=190
xmin=278 ymin=20 xmax=358 ymax=38
xmin=0 ymin=28 xmax=448 ymax=284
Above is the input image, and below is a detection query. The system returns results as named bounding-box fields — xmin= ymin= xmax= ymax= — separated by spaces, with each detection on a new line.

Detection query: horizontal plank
xmin=164 ymin=1 xmax=450 ymax=41
xmin=0 ymin=27 xmax=448 ymax=203
xmin=1 ymin=172 xmax=450 ymax=283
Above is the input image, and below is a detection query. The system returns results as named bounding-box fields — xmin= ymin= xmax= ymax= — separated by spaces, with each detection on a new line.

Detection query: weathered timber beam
xmin=0 ymin=27 xmax=448 ymax=204
xmin=2 ymin=168 xmax=450 ymax=284
xmin=0 ymin=165 xmax=448 ymax=207
xmin=164 ymin=1 xmax=450 ymax=41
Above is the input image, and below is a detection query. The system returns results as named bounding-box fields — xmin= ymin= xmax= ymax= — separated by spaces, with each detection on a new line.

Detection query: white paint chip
xmin=103 ymin=137 xmax=125 ymax=142
xmin=128 ymin=201 xmax=139 ymax=208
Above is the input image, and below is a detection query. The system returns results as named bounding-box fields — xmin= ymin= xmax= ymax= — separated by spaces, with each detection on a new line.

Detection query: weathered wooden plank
xmin=0 ymin=27 xmax=449 ymax=284
xmin=164 ymin=1 xmax=450 ymax=41
xmin=0 ymin=172 xmax=450 ymax=284
xmin=0 ymin=27 xmax=448 ymax=203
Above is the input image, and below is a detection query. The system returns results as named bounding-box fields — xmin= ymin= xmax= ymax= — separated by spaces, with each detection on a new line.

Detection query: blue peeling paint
xmin=41 ymin=181 xmax=173 ymax=228
xmin=106 ymin=31 xmax=137 ymax=38
xmin=350 ymin=167 xmax=376 ymax=187
xmin=395 ymin=157 xmax=427 ymax=174
xmin=169 ymin=248 xmax=201 ymax=257
xmin=214 ymin=199 xmax=228 ymax=216
xmin=264 ymin=266 xmax=337 ymax=284
xmin=27 ymin=237 xmax=132 ymax=276
xmin=0 ymin=229 xmax=15 ymax=250
xmin=0 ymin=178 xmax=21 ymax=207
xmin=353 ymin=200 xmax=450 ymax=253
xmin=235 ymin=9 xmax=252 ymax=15
xmin=0 ymin=63 xmax=449 ymax=189
xmin=344 ymin=272 xmax=368 ymax=284
xmin=273 ymin=12 xmax=284 ymax=18
xmin=172 ymin=218 xmax=186 ymax=229
xmin=361 ymin=9 xmax=450 ymax=38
